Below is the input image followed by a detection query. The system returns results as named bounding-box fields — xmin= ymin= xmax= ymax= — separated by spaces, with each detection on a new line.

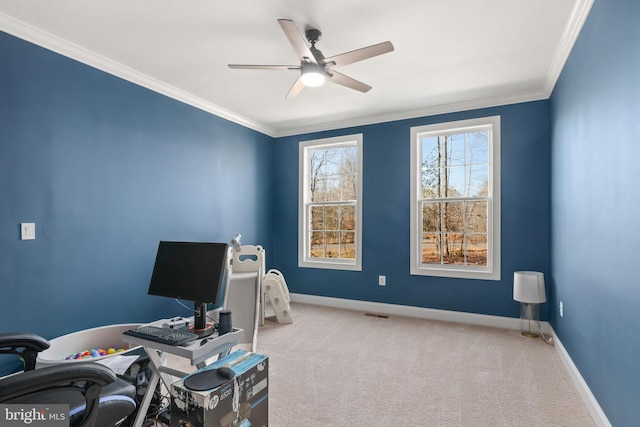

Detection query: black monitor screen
xmin=147 ymin=241 xmax=228 ymax=306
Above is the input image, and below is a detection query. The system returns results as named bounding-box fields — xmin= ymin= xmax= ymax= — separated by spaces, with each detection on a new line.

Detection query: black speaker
xmin=218 ymin=310 xmax=232 ymax=335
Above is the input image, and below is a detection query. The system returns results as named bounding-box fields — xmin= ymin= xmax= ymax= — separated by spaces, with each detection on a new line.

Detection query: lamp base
xmin=521 ymin=331 xmax=540 ymax=338
xmin=519 ymin=302 xmax=541 ymax=338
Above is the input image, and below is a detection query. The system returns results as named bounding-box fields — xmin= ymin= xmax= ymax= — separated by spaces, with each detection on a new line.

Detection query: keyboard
xmin=123 ymin=326 xmax=199 ymax=346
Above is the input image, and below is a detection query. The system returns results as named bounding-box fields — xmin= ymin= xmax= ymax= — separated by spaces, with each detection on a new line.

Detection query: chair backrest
xmin=0 ymin=354 xmax=136 ymax=427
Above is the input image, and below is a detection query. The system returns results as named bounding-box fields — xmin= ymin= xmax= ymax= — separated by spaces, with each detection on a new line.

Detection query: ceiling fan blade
xmin=278 ymin=19 xmax=317 ymax=64
xmin=285 ymin=77 xmax=305 ymax=99
xmin=327 ymin=70 xmax=372 ymax=93
xmin=323 ymin=41 xmax=394 ymax=68
xmin=228 ymin=64 xmax=300 ymax=71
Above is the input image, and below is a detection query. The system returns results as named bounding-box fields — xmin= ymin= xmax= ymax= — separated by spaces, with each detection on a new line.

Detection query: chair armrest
xmin=0 ymin=362 xmax=116 ymax=402
xmin=0 ymin=333 xmax=51 ymax=371
xmin=0 ymin=332 xmax=50 ymax=352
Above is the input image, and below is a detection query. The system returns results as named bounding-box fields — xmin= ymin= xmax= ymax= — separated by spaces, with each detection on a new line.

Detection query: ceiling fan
xmin=228 ymin=19 xmax=394 ymax=98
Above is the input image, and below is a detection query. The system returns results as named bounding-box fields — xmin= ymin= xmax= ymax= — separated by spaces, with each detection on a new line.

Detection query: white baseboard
xmin=549 ymin=327 xmax=612 ymax=427
xmin=289 ymin=293 xmax=611 ymax=427
xmin=291 ymin=293 xmax=525 ymax=329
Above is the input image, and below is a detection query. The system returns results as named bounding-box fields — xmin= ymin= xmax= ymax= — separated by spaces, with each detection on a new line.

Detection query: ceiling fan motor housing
xmin=305 ymin=28 xmax=322 ymax=44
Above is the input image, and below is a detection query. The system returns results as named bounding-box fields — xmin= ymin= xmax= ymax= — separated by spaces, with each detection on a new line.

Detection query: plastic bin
xmin=36 ymin=323 xmax=142 ymax=366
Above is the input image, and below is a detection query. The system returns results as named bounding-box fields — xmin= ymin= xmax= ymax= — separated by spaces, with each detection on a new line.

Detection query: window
xmin=410 ymin=116 xmax=500 ymax=280
xmin=299 ymin=134 xmax=362 ymax=270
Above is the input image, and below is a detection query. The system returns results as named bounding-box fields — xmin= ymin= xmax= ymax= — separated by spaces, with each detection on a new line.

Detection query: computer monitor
xmin=148 ymin=241 xmax=228 ymax=337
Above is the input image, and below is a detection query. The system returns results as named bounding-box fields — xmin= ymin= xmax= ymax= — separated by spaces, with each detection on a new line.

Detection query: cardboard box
xmin=170 ymin=350 xmax=268 ymax=427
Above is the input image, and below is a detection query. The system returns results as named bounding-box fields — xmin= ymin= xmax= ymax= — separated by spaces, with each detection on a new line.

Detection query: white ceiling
xmin=0 ymin=0 xmax=592 ymax=137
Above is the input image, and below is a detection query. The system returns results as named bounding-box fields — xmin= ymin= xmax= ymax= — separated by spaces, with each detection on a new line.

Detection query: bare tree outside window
xmin=420 ymin=131 xmax=489 ymax=266
xmin=307 ymin=145 xmax=358 ymax=260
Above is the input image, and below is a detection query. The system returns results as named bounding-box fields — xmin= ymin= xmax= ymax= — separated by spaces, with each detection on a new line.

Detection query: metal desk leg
xmin=131 ymin=348 xmax=191 ymax=427
xmin=131 ymin=362 xmax=160 ymax=427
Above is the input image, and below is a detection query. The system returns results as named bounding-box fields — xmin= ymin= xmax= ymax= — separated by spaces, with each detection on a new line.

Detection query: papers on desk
xmin=96 ymin=354 xmax=140 ymax=375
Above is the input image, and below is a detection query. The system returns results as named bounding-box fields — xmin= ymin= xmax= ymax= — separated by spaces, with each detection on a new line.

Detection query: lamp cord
xmin=536 ymin=319 xmax=554 ymax=345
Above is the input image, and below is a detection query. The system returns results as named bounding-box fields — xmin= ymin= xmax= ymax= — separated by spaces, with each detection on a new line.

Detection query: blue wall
xmin=2 ymin=2 xmax=634 ymax=422
xmin=272 ymin=101 xmax=551 ymax=318
xmin=550 ymin=0 xmax=640 ymax=425
xmin=0 ymin=31 xmax=273 ymax=358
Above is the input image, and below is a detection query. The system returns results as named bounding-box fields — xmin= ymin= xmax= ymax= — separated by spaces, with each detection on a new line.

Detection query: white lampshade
xmin=300 ymin=63 xmax=326 ymax=87
xmin=513 ymin=271 xmax=546 ymax=303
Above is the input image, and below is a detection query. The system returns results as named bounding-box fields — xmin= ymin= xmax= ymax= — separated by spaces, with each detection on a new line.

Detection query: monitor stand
xmin=191 ymin=302 xmax=214 ymax=338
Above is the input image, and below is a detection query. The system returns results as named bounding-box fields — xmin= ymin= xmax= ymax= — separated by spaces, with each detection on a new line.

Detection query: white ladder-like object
xmin=230 ymin=244 xmax=293 ymax=325
xmin=262 ymin=269 xmax=293 ymax=324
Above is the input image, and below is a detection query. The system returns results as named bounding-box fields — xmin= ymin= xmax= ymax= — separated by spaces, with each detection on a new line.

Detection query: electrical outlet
xmin=21 ymin=223 xmax=35 ymax=240
xmin=559 ymin=301 xmax=564 ymax=317
xmin=378 ymin=275 xmax=386 ymax=286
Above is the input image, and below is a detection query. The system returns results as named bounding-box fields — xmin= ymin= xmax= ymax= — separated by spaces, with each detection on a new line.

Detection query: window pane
xmin=447 ymin=133 xmax=465 ymax=166
xmin=466 ymin=201 xmax=487 ymax=233
xmin=421 ymin=169 xmax=439 ymax=198
xmin=466 ymin=234 xmax=487 ymax=266
xmin=310 ymin=206 xmax=324 ymax=231
xmin=324 ymin=149 xmax=339 ymax=174
xmin=310 ymin=232 xmax=324 ymax=257
xmin=467 ymin=164 xmax=488 ymax=197
xmin=324 ymin=205 xmax=338 ymax=230
xmin=311 ymin=176 xmax=326 ymax=202
xmin=421 ymin=136 xmax=441 ymax=198
xmin=342 ymin=146 xmax=357 ymax=172
xmin=445 ymin=166 xmax=465 ymax=197
xmin=442 ymin=233 xmax=464 ymax=264
xmin=341 ymin=173 xmax=357 ymax=200
xmin=340 ymin=232 xmax=356 ymax=259
xmin=325 ymin=177 xmax=340 ymax=201
xmin=467 ymin=131 xmax=489 ymax=164
xmin=325 ymin=232 xmax=339 ymax=258
xmin=422 ymin=233 xmax=441 ymax=264
xmin=422 ymin=202 xmax=441 ymax=232
xmin=443 ymin=202 xmax=464 ymax=232
xmin=421 ymin=136 xmax=440 ymax=166
xmin=340 ymin=205 xmax=356 ymax=230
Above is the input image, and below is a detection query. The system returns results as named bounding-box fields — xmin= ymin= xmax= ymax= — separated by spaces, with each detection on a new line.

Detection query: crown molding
xmin=273 ymin=89 xmax=548 ymax=138
xmin=0 ymin=12 xmax=276 ymax=137
xmin=544 ymin=0 xmax=595 ymax=97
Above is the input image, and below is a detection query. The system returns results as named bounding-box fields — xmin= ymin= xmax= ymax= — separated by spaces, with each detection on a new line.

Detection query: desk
xmin=122 ymin=319 xmax=242 ymax=427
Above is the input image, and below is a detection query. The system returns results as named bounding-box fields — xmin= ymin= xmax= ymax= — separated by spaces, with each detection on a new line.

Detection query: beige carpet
xmin=255 ymin=302 xmax=595 ymax=427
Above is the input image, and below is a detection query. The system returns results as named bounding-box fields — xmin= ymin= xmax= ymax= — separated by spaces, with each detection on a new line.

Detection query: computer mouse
xmin=217 ymin=366 xmax=235 ymax=380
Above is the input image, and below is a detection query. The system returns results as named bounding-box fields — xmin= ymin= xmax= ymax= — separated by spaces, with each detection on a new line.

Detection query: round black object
xmin=183 ymin=368 xmax=235 ymax=391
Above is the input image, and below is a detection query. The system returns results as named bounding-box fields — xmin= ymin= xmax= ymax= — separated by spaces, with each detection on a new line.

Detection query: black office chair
xmin=0 ymin=332 xmax=137 ymax=427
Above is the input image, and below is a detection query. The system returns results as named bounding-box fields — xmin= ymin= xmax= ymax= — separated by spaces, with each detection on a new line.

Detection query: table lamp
xmin=513 ymin=271 xmax=546 ymax=338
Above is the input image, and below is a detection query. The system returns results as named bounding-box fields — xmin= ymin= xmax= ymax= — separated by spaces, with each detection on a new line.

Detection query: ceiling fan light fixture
xmin=300 ymin=63 xmax=326 ymax=87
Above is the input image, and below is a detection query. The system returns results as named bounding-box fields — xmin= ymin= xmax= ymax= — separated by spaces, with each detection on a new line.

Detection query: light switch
xmin=21 ymin=223 xmax=35 ymax=240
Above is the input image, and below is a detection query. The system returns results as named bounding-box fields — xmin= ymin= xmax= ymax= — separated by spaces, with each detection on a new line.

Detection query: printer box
xmin=170 ymin=350 xmax=268 ymax=427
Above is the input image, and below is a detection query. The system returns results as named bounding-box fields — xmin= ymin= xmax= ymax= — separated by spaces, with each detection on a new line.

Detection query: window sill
xmin=411 ymin=265 xmax=500 ymax=280
xmin=299 ymin=258 xmax=362 ymax=271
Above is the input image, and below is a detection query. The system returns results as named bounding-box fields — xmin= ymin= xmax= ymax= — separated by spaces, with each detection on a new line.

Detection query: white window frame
xmin=299 ymin=134 xmax=363 ymax=271
xmin=410 ymin=116 xmax=501 ymax=280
